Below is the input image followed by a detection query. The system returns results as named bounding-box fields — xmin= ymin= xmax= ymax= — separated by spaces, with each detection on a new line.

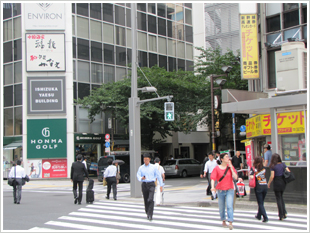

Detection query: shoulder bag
xmin=249 ymin=167 xmax=256 ymax=188
xmin=283 ymin=165 xmax=295 ymax=184
xmin=22 ymin=175 xmax=30 ymax=186
xmin=8 ymin=166 xmax=16 ymax=186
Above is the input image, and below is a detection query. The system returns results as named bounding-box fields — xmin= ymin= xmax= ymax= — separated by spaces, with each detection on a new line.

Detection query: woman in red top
xmin=211 ymin=153 xmax=238 ymax=230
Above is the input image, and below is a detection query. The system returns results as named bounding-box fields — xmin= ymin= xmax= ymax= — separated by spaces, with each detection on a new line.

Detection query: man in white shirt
xmin=104 ymin=159 xmax=117 ymax=200
xmin=203 ymin=152 xmax=218 ymax=195
xmin=154 ymin=157 xmax=165 ymax=206
xmin=8 ymin=160 xmax=26 ymax=204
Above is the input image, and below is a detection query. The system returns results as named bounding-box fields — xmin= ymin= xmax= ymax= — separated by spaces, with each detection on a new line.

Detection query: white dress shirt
xmin=9 ymin=165 xmax=26 ymax=178
xmin=104 ymin=165 xmax=117 ymax=178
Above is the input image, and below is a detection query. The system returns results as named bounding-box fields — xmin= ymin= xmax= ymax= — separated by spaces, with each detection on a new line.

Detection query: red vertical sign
xmin=245 ymin=140 xmax=253 ymax=168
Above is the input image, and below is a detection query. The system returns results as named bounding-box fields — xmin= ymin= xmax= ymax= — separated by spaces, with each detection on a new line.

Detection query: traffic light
xmin=164 ymin=102 xmax=174 ymax=121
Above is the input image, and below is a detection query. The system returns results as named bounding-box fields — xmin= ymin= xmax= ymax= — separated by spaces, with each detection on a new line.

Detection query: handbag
xmin=116 ymin=173 xmax=121 ymax=180
xmin=22 ymin=175 xmax=30 ymax=186
xmin=103 ymin=179 xmax=107 ymax=186
xmin=8 ymin=166 xmax=17 ymax=186
xmin=283 ymin=166 xmax=295 ymax=184
xmin=249 ymin=168 xmax=256 ymax=188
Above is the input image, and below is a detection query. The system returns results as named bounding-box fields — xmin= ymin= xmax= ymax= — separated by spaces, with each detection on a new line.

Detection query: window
xmin=4 ymin=86 xmax=13 ymax=107
xmin=137 ymin=3 xmax=146 ymax=12
xmin=14 ymin=39 xmax=22 ymax=61
xmin=116 ymin=26 xmax=126 ymax=46
xmin=267 ymin=50 xmax=278 ymax=88
xmin=77 ymin=16 xmax=89 ymax=38
xmin=3 ymin=20 xmax=12 ymax=41
xmin=103 ymin=23 xmax=114 ymax=44
xmin=78 ymin=38 xmax=89 ymax=60
xmin=137 ymin=12 xmax=147 ymax=31
xmin=116 ymin=46 xmax=126 ymax=66
xmin=302 ymin=6 xmax=307 ymax=24
xmin=127 ymin=29 xmax=131 ymax=47
xmin=159 ymin=55 xmax=167 ymax=70
xmin=91 ymin=41 xmax=102 ymax=62
xmin=157 ymin=3 xmax=166 ymax=18
xmin=148 ymin=15 xmax=156 ymax=33
xmin=149 ymin=53 xmax=157 ymax=67
xmin=104 ymin=44 xmax=114 ymax=64
xmin=14 ymin=62 xmax=22 ymax=83
xmin=148 ymin=3 xmax=156 ymax=14
xmin=184 ymin=3 xmax=192 ymax=9
xmin=186 ymin=60 xmax=194 ymax=71
xmin=266 ymin=15 xmax=280 ymax=32
xmin=14 ymin=107 xmax=22 ymax=135
xmin=149 ymin=35 xmax=157 ymax=52
xmin=284 ymin=28 xmax=301 ymax=41
xmin=138 ymin=51 xmax=147 ymax=67
xmin=78 ymin=61 xmax=90 ymax=82
xmin=185 ymin=9 xmax=192 ymax=25
xmin=138 ymin=32 xmax=147 ymax=50
xmin=185 ymin=25 xmax=193 ymax=43
xmin=4 ymin=64 xmax=13 ymax=85
xmin=14 ymin=84 xmax=22 ymax=105
xmin=104 ymin=65 xmax=115 ymax=83
xmin=3 ymin=41 xmax=12 ymax=63
xmin=186 ymin=44 xmax=193 ymax=60
xmin=168 ymin=39 xmax=176 ymax=56
xmin=90 ymin=20 xmax=102 ymax=41
xmin=13 ymin=17 xmax=21 ymax=39
xmin=91 ymin=63 xmax=103 ymax=83
xmin=4 ymin=108 xmax=13 ymax=136
xmin=283 ymin=3 xmax=299 ymax=11
xmin=169 ymin=57 xmax=176 ymax=71
xmin=115 ymin=6 xmax=125 ymax=26
xmin=167 ymin=4 xmax=175 ymax=20
xmin=73 ymin=37 xmax=76 ymax=58
xmin=3 ymin=3 xmax=12 ymax=19
xmin=284 ymin=10 xmax=299 ymax=29
xmin=127 ymin=48 xmax=132 ymax=65
xmin=90 ymin=3 xmax=101 ymax=20
xmin=126 ymin=9 xmax=131 ymax=27
xmin=78 ymin=83 xmax=90 ymax=99
xmin=176 ymin=23 xmax=183 ymax=40
xmin=178 ymin=59 xmax=185 ymax=71
xmin=158 ymin=18 xmax=166 ymax=36
xmin=77 ymin=3 xmax=88 ymax=17
xmin=103 ymin=4 xmax=113 ymax=23
xmin=177 ymin=41 xmax=185 ymax=58
xmin=72 ymin=16 xmax=75 ymax=35
xmin=158 ymin=37 xmax=167 ymax=54
xmin=167 ymin=20 xmax=173 ymax=38
xmin=116 ymin=67 xmax=126 ymax=81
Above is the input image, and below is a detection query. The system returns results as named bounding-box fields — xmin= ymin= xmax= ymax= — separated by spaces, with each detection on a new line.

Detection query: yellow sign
xmin=240 ymin=14 xmax=259 ymax=79
xmin=246 ymin=111 xmax=306 ymax=138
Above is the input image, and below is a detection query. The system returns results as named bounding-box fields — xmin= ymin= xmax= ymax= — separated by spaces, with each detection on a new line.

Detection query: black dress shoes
xmin=16 ymin=202 xmax=20 ymax=204
xmin=74 ymin=198 xmax=78 ymax=204
xmin=255 ymin=215 xmax=261 ymax=220
xmin=105 ymin=196 xmax=109 ymax=199
xmin=78 ymin=202 xmax=81 ymax=205
xmin=147 ymin=215 xmax=152 ymax=221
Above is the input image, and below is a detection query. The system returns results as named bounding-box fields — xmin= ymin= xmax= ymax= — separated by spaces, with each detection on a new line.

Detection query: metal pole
xmin=129 ymin=3 xmax=142 ymax=198
xmin=210 ymin=75 xmax=215 ymax=153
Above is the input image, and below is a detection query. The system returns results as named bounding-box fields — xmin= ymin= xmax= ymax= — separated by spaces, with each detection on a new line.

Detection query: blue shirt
xmin=104 ymin=165 xmax=116 ymax=178
xmin=136 ymin=163 xmax=163 ymax=186
xmin=264 ymin=150 xmax=272 ymax=166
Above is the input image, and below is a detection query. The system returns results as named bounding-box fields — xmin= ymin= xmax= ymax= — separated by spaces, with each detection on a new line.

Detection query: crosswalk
xmin=29 ymin=200 xmax=308 ymax=231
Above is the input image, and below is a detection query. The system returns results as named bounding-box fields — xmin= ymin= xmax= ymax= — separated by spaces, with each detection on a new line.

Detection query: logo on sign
xmin=37 ymin=3 xmax=52 ymax=11
xmin=30 ymin=127 xmax=63 ymax=150
xmin=42 ymin=127 xmax=50 ymax=137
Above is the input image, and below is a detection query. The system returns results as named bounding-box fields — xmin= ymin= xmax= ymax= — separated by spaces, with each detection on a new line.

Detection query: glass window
xmin=149 ymin=53 xmax=157 ymax=67
xmin=186 ymin=60 xmax=194 ymax=71
xmin=3 ymin=3 xmax=12 ymax=19
xmin=3 ymin=20 xmax=12 ymax=41
xmin=116 ymin=26 xmax=126 ymax=46
xmin=169 ymin=57 xmax=176 ymax=72
xmin=77 ymin=3 xmax=88 ymax=17
xmin=104 ymin=65 xmax=115 ymax=83
xmin=176 ymin=24 xmax=184 ymax=40
xmin=137 ymin=3 xmax=146 ymax=12
xmin=14 ymin=84 xmax=22 ymax=105
xmin=77 ymin=16 xmax=89 ymax=39
xmin=103 ymin=3 xmax=113 ymax=23
xmin=115 ymin=6 xmax=125 ymax=26
xmin=126 ymin=9 xmax=131 ymax=27
xmin=14 ymin=62 xmax=22 ymax=83
xmin=302 ymin=7 xmax=307 ymax=24
xmin=91 ymin=63 xmax=103 ymax=84
xmin=283 ymin=3 xmax=299 ymax=11
xmin=137 ymin=12 xmax=147 ymax=31
xmin=158 ymin=37 xmax=166 ymax=54
xmin=4 ymin=63 xmax=13 ymax=85
xmin=78 ymin=61 xmax=90 ymax=82
xmin=73 ymin=37 xmax=76 ymax=58
xmin=127 ymin=29 xmax=131 ymax=47
xmin=14 ymin=39 xmax=22 ymax=61
xmin=91 ymin=120 xmax=102 ymax=134
xmin=148 ymin=3 xmax=156 ymax=14
xmin=127 ymin=48 xmax=132 ymax=65
xmin=72 ymin=16 xmax=75 ymax=35
xmin=148 ymin=15 xmax=157 ymax=33
xmin=184 ymin=3 xmax=192 ymax=8
xmin=178 ymin=58 xmax=185 ymax=71
xmin=116 ymin=46 xmax=126 ymax=66
xmin=267 ymin=32 xmax=282 ymax=44
xmin=73 ymin=60 xmax=76 ymax=80
xmin=267 ymin=50 xmax=278 ymax=88
xmin=186 ymin=44 xmax=193 ymax=60
xmin=177 ymin=41 xmax=185 ymax=58
xmin=4 ymin=86 xmax=13 ymax=107
xmin=90 ymin=20 xmax=102 ymax=41
xmin=266 ymin=3 xmax=281 ymax=16
xmin=104 ymin=44 xmax=114 ymax=64
xmin=14 ymin=107 xmax=22 ymax=135
xmin=73 ymin=82 xmax=77 ymax=100
xmin=13 ymin=3 xmax=21 ymax=16
xmin=159 ymin=55 xmax=167 ymax=70
xmin=157 ymin=3 xmax=166 ymax=18
xmin=158 ymin=18 xmax=166 ymax=36
xmin=168 ymin=39 xmax=176 ymax=56
xmin=149 ymin=35 xmax=157 ymax=52
xmin=4 ymin=108 xmax=13 ymax=136
xmin=185 ymin=25 xmax=193 ymax=43
xmin=284 ymin=10 xmax=299 ymax=29
xmin=185 ymin=9 xmax=192 ymax=25
xmin=78 ymin=38 xmax=89 ymax=60
xmin=116 ymin=67 xmax=126 ymax=81
xmin=91 ymin=41 xmax=102 ymax=62
xmin=267 ymin=15 xmax=280 ymax=32
xmin=303 ymin=26 xmax=307 ymax=40
xmin=3 ymin=41 xmax=13 ymax=63
xmin=138 ymin=32 xmax=147 ymax=50
xmin=175 ymin=5 xmax=184 ymax=22
xmin=138 ymin=51 xmax=147 ymax=67
xmin=167 ymin=20 xmax=173 ymax=37
xmin=103 ymin=23 xmax=114 ymax=44
xmin=78 ymin=83 xmax=90 ymax=99
xmin=284 ymin=28 xmax=301 ymax=41
xmin=90 ymin=3 xmax=101 ymax=20
xmin=72 ymin=3 xmax=75 ymax=13
xmin=92 ymin=84 xmax=100 ymax=90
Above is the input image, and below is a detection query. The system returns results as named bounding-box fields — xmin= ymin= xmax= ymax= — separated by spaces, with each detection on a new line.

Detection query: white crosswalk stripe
xmin=28 ymin=200 xmax=308 ymax=231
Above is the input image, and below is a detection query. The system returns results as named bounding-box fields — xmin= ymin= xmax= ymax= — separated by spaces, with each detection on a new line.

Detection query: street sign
xmin=240 ymin=125 xmax=246 ymax=132
xmin=105 ymin=134 xmax=110 ymax=140
xmin=165 ymin=102 xmax=174 ymax=121
xmin=105 ymin=142 xmax=110 ymax=148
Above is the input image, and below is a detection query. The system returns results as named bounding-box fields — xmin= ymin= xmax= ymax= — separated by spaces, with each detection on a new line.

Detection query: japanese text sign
xmin=42 ymin=159 xmax=67 ymax=178
xmin=246 ymin=111 xmax=306 ymax=138
xmin=240 ymin=14 xmax=259 ymax=79
xmin=26 ymin=33 xmax=65 ymax=71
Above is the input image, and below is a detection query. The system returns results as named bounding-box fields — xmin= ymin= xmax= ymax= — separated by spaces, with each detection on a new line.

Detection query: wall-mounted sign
xmin=26 ymin=33 xmax=65 ymax=71
xmin=24 ymin=3 xmax=65 ymax=30
xmin=42 ymin=159 xmax=67 ymax=178
xmin=27 ymin=119 xmax=67 ymax=158
xmin=28 ymin=76 xmax=66 ymax=114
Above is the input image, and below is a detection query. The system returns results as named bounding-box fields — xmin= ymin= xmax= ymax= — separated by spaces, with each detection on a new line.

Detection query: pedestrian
xmin=231 ymin=151 xmax=243 ymax=178
xmin=263 ymin=144 xmax=272 ymax=167
xmin=169 ymin=155 xmax=174 ymax=160
xmin=137 ymin=153 xmax=163 ymax=221
xmin=154 ymin=157 xmax=165 ymax=206
xmin=267 ymin=153 xmax=289 ymax=220
xmin=114 ymin=161 xmax=121 ymax=184
xmin=82 ymin=157 xmax=87 ymax=169
xmin=70 ymin=154 xmax=89 ymax=205
xmin=8 ymin=160 xmax=26 ymax=204
xmin=203 ymin=152 xmax=217 ymax=195
xmin=200 ymin=153 xmax=209 ymax=178
xmin=210 ymin=153 xmax=238 ymax=230
xmin=104 ymin=159 xmax=117 ymax=200
xmin=215 ymin=151 xmax=220 ymax=161
xmin=250 ymin=156 xmax=269 ymax=222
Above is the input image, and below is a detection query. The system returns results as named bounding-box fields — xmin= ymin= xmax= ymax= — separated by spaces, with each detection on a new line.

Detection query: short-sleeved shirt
xmin=264 ymin=150 xmax=272 ymax=166
xmin=250 ymin=167 xmax=268 ymax=190
xmin=204 ymin=159 xmax=218 ymax=174
xmin=271 ymin=163 xmax=286 ymax=177
xmin=231 ymin=156 xmax=242 ymax=169
xmin=210 ymin=166 xmax=236 ymax=190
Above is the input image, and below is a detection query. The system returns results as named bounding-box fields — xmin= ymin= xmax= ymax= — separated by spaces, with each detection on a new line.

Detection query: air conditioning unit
xmin=275 ymin=41 xmax=307 ymax=91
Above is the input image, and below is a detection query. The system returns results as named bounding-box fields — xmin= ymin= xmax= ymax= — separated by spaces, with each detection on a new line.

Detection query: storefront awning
xmin=3 ymin=141 xmax=22 ymax=150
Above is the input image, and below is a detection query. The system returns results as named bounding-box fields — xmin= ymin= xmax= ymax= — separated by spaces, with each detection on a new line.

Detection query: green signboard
xmin=27 ymin=119 xmax=67 ymax=158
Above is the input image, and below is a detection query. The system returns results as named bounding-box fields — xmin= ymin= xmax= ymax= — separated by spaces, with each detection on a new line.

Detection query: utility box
xmin=275 ymin=41 xmax=307 ymax=91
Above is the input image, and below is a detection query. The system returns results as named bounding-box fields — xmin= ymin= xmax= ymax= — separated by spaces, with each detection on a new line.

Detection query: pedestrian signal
xmin=165 ymin=102 xmax=174 ymax=121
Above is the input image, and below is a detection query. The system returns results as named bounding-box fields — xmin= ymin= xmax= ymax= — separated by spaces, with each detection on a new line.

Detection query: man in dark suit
xmin=71 ymin=154 xmax=88 ymax=204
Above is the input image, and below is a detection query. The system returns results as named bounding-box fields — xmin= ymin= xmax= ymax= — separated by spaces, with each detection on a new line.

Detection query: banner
xmin=42 ymin=159 xmax=67 ymax=178
xmin=245 ymin=140 xmax=253 ymax=168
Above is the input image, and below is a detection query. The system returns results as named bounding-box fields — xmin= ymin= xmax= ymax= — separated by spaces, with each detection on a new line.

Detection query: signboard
xmin=42 ymin=159 xmax=67 ymax=178
xmin=27 ymin=159 xmax=42 ymax=178
xmin=24 ymin=3 xmax=65 ymax=30
xmin=240 ymin=14 xmax=259 ymax=79
xmin=26 ymin=33 xmax=65 ymax=71
xmin=246 ymin=111 xmax=306 ymax=138
xmin=27 ymin=119 xmax=67 ymax=158
xmin=28 ymin=76 xmax=66 ymax=114
xmin=245 ymin=140 xmax=253 ymax=168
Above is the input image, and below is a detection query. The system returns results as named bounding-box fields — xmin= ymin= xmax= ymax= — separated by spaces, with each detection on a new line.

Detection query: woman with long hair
xmin=211 ymin=153 xmax=238 ymax=230
xmin=250 ymin=156 xmax=268 ymax=222
xmin=267 ymin=153 xmax=290 ymax=220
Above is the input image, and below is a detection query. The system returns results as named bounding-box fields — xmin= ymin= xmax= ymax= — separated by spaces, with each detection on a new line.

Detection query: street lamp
xmin=210 ymin=66 xmax=232 ymax=153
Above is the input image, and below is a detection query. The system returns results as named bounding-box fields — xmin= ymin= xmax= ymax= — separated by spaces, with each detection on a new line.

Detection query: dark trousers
xmin=142 ymin=182 xmax=155 ymax=217
xmin=274 ymin=191 xmax=287 ymax=218
xmin=106 ymin=176 xmax=117 ymax=199
xmin=73 ymin=180 xmax=84 ymax=203
xmin=254 ymin=188 xmax=268 ymax=220
xmin=13 ymin=179 xmax=22 ymax=203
